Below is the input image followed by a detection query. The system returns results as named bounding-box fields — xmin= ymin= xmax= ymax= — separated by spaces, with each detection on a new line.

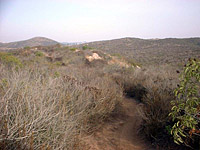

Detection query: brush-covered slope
xmin=80 ymin=37 xmax=200 ymax=66
xmin=0 ymin=37 xmax=59 ymax=50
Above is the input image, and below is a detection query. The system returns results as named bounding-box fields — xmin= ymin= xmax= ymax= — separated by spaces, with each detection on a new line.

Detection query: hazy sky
xmin=0 ymin=0 xmax=200 ymax=42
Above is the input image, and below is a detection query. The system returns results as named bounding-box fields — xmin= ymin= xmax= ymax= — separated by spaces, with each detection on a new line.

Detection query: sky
xmin=0 ymin=0 xmax=200 ymax=43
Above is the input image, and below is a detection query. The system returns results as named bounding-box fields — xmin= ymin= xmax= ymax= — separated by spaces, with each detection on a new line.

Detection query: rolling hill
xmin=78 ymin=37 xmax=200 ymax=66
xmin=0 ymin=37 xmax=59 ymax=50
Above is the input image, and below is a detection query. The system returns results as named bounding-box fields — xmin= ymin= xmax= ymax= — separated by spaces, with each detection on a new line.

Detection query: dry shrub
xmin=139 ymin=85 xmax=174 ymax=141
xmin=109 ymin=66 xmax=147 ymax=100
xmin=135 ymin=66 xmax=182 ymax=147
xmin=109 ymin=65 xmax=181 ymax=146
xmin=0 ymin=64 xmax=122 ymax=149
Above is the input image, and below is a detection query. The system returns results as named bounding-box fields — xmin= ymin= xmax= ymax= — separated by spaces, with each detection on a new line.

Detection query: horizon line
xmin=1 ymin=36 xmax=200 ymax=44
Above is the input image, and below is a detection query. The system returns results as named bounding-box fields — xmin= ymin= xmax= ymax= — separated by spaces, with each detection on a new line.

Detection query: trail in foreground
xmin=82 ymin=98 xmax=153 ymax=150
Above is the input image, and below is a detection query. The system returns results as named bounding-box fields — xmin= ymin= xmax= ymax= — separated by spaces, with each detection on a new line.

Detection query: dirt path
xmin=81 ymin=98 xmax=152 ymax=150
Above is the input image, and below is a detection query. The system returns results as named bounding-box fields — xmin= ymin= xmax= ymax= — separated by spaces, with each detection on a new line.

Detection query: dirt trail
xmin=82 ymin=98 xmax=152 ymax=150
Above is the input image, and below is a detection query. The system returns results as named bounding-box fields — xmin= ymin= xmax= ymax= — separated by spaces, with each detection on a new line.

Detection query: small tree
xmin=169 ymin=58 xmax=200 ymax=147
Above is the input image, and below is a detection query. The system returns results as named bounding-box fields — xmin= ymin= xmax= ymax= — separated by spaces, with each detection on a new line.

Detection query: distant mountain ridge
xmin=0 ymin=37 xmax=59 ymax=50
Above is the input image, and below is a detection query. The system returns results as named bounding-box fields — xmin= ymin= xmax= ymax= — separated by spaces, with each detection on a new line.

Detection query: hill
xmin=0 ymin=37 xmax=59 ymax=50
xmin=78 ymin=37 xmax=200 ymax=66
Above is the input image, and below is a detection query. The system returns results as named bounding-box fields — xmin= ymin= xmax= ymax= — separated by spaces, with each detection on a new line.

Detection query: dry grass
xmin=0 ymin=64 xmax=123 ymax=150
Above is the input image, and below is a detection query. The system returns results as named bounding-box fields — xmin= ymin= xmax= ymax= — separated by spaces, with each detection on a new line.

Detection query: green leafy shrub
xmin=169 ymin=58 xmax=200 ymax=148
xmin=0 ymin=52 xmax=22 ymax=67
xmin=82 ymin=45 xmax=93 ymax=50
xmin=70 ymin=48 xmax=76 ymax=51
xmin=35 ymin=51 xmax=44 ymax=57
xmin=82 ymin=45 xmax=88 ymax=50
xmin=24 ymin=46 xmax=30 ymax=50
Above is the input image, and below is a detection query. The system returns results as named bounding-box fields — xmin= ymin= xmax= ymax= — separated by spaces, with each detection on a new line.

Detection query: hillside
xmin=0 ymin=37 xmax=59 ymax=50
xmin=78 ymin=37 xmax=200 ymax=66
xmin=0 ymin=44 xmax=196 ymax=149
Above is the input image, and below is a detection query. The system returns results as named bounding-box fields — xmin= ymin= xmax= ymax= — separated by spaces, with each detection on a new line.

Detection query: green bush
xmin=35 ymin=51 xmax=44 ymax=57
xmin=0 ymin=52 xmax=22 ymax=67
xmin=82 ymin=45 xmax=87 ymax=50
xmin=70 ymin=48 xmax=76 ymax=51
xmin=82 ymin=45 xmax=93 ymax=50
xmin=169 ymin=58 xmax=200 ymax=148
xmin=24 ymin=46 xmax=30 ymax=50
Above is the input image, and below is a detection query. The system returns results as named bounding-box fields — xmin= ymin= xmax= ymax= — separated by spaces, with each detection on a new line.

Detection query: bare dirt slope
xmin=82 ymin=98 xmax=152 ymax=150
